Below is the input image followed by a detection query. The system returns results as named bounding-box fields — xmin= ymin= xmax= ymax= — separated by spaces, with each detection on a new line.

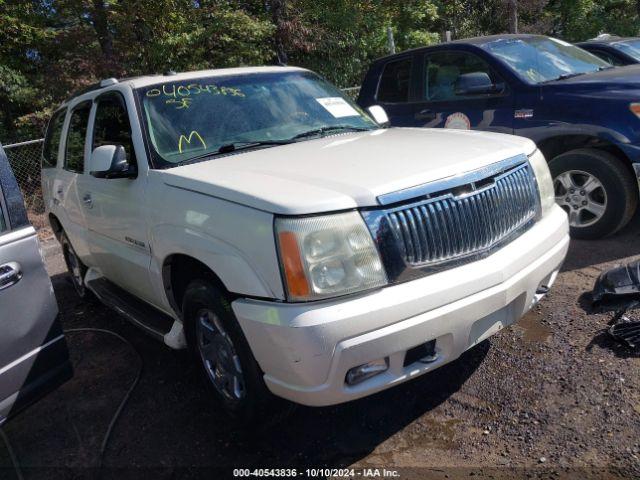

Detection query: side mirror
xmin=89 ymin=145 xmax=137 ymax=179
xmin=454 ymin=72 xmax=504 ymax=95
xmin=367 ymin=105 xmax=390 ymax=127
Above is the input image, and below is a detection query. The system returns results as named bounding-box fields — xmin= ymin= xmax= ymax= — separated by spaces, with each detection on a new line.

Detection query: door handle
xmin=415 ymin=109 xmax=436 ymax=121
xmin=0 ymin=262 xmax=22 ymax=291
xmin=82 ymin=193 xmax=93 ymax=208
xmin=56 ymin=187 xmax=64 ymax=200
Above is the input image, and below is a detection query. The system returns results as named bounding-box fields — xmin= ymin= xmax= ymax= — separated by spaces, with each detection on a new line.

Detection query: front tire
xmin=549 ymin=149 xmax=637 ymax=239
xmin=182 ymin=279 xmax=274 ymax=422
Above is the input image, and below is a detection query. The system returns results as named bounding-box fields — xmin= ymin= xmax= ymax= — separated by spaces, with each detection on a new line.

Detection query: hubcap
xmin=554 ymin=170 xmax=607 ymax=228
xmin=195 ymin=309 xmax=246 ymax=404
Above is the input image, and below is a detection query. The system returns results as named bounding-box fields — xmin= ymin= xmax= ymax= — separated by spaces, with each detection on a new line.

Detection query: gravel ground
xmin=1 ymin=217 xmax=640 ymax=479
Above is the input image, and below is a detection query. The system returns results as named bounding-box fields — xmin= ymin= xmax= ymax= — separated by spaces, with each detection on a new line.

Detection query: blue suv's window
xmin=482 ymin=37 xmax=609 ymax=84
xmin=377 ymin=58 xmax=412 ymax=103
xmin=612 ymin=40 xmax=640 ymax=62
xmin=424 ymin=51 xmax=499 ymax=102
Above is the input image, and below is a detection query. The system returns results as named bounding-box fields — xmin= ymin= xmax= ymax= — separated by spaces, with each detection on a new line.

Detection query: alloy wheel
xmin=195 ymin=308 xmax=246 ymax=404
xmin=554 ymin=170 xmax=607 ymax=228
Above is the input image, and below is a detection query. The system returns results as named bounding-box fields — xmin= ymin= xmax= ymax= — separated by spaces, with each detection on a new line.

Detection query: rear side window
xmin=93 ymin=94 xmax=136 ymax=165
xmin=42 ymin=109 xmax=66 ymax=168
xmin=64 ymin=102 xmax=91 ymax=173
xmin=377 ymin=58 xmax=413 ymax=103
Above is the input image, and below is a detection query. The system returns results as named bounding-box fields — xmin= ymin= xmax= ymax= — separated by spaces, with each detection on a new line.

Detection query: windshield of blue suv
xmin=612 ymin=40 xmax=640 ymax=61
xmin=480 ymin=36 xmax=611 ymax=84
xmin=137 ymin=71 xmax=377 ymax=166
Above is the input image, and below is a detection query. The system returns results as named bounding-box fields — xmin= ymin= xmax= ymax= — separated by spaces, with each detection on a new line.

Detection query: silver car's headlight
xmin=275 ymin=211 xmax=388 ymax=301
xmin=529 ymin=149 xmax=555 ymax=216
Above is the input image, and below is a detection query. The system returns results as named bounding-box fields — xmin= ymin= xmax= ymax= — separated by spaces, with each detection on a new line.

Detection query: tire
xmin=60 ymin=232 xmax=91 ymax=299
xmin=182 ymin=279 xmax=276 ymax=423
xmin=549 ymin=148 xmax=638 ymax=239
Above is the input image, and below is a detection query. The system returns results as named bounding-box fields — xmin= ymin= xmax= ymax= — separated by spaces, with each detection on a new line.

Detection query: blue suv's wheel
xmin=550 ymin=148 xmax=637 ymax=239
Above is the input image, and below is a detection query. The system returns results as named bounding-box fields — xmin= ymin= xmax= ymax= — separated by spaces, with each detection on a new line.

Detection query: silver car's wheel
xmin=195 ymin=308 xmax=246 ymax=404
xmin=554 ymin=170 xmax=607 ymax=228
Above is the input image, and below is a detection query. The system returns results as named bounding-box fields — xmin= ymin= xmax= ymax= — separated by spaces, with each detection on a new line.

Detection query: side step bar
xmin=86 ymin=277 xmax=175 ymax=342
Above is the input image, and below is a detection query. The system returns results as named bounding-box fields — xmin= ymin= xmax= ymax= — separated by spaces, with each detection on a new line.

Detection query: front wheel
xmin=549 ymin=149 xmax=638 ymax=239
xmin=182 ymin=279 xmax=275 ymax=422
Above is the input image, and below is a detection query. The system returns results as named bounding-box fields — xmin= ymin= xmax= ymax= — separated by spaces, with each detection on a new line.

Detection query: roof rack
xmin=66 ymin=77 xmax=119 ymax=102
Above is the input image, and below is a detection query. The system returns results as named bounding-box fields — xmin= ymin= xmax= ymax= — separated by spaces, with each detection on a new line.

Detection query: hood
xmin=162 ymin=128 xmax=536 ymax=215
xmin=545 ymin=64 xmax=640 ymax=90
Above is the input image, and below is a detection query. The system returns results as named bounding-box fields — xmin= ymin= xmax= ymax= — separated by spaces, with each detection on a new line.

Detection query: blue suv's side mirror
xmin=455 ymin=72 xmax=504 ymax=95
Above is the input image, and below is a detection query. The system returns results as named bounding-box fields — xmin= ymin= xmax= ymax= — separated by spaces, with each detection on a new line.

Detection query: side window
xmin=588 ymin=49 xmax=622 ymax=66
xmin=424 ymin=51 xmax=502 ymax=102
xmin=92 ymin=94 xmax=136 ymax=165
xmin=377 ymin=58 xmax=413 ymax=103
xmin=42 ymin=109 xmax=66 ymax=168
xmin=64 ymin=102 xmax=91 ymax=173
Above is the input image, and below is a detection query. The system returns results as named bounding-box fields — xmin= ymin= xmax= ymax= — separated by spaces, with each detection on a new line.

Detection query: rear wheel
xmin=182 ymin=279 xmax=275 ymax=422
xmin=549 ymin=149 xmax=637 ymax=239
xmin=60 ymin=232 xmax=90 ymax=299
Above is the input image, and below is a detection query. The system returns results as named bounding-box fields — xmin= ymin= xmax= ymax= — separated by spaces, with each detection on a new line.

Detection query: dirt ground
xmin=2 ymin=216 xmax=640 ymax=480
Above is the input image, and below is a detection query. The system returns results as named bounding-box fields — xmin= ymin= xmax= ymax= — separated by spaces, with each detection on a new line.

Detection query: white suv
xmin=41 ymin=66 xmax=569 ymax=419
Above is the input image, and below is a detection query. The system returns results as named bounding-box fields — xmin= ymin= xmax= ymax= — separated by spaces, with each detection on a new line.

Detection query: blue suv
xmin=578 ymin=36 xmax=640 ymax=66
xmin=358 ymin=34 xmax=640 ymax=239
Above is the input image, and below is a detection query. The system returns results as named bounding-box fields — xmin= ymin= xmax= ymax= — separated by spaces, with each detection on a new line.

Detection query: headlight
xmin=528 ymin=149 xmax=555 ymax=216
xmin=275 ymin=211 xmax=388 ymax=301
xmin=630 ymin=103 xmax=640 ymax=119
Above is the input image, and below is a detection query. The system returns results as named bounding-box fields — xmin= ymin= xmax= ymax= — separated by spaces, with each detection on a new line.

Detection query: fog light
xmin=345 ymin=358 xmax=389 ymax=385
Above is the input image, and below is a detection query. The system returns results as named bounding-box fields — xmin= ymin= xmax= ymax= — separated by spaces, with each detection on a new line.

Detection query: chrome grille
xmin=373 ymin=159 xmax=539 ymax=270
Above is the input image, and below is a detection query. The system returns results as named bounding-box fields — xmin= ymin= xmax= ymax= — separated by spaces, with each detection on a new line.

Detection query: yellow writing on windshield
xmin=178 ymin=131 xmax=207 ymax=153
xmin=146 ymin=83 xmax=245 ymax=111
xmin=145 ymin=83 xmax=245 ymax=98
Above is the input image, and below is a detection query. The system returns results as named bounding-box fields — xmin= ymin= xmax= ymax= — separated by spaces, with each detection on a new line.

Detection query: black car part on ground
xmin=592 ymin=260 xmax=640 ymax=350
xmin=592 ymin=260 xmax=640 ymax=305
xmin=609 ymin=314 xmax=640 ymax=348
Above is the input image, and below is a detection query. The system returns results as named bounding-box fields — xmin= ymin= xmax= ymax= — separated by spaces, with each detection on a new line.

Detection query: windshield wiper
xmin=180 ymin=139 xmax=293 ymax=165
xmin=289 ymin=125 xmax=371 ymax=140
xmin=541 ymin=71 xmax=588 ymax=83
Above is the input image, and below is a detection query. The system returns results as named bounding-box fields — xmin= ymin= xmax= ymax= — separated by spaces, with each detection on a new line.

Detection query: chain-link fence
xmin=3 ymin=139 xmax=51 ymax=237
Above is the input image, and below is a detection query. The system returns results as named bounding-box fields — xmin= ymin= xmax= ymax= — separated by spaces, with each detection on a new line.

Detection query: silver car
xmin=0 ymin=143 xmax=71 ymax=425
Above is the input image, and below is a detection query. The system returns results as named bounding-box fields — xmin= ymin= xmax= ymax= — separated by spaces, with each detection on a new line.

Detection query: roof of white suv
xmin=64 ymin=66 xmax=308 ymax=105
xmin=123 ymin=66 xmax=307 ymax=89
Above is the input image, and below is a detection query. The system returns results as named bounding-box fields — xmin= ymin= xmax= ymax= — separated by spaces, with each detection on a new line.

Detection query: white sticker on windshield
xmin=316 ymin=97 xmax=359 ymax=118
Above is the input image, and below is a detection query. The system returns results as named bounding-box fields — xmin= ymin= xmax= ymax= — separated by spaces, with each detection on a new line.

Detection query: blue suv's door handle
xmin=415 ymin=109 xmax=436 ymax=121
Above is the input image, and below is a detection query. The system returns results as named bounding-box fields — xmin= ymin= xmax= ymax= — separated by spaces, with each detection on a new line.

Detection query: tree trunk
xmin=271 ymin=0 xmax=288 ymax=65
xmin=508 ymin=0 xmax=518 ymax=34
xmin=91 ymin=0 xmax=114 ymax=60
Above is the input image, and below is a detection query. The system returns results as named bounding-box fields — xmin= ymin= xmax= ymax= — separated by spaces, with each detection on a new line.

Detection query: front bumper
xmin=233 ymin=206 xmax=569 ymax=406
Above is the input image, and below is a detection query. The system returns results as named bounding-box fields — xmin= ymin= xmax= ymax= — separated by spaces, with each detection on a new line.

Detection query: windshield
xmin=138 ymin=71 xmax=376 ymax=166
xmin=481 ymin=36 xmax=610 ymax=84
xmin=613 ymin=40 xmax=640 ymax=62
